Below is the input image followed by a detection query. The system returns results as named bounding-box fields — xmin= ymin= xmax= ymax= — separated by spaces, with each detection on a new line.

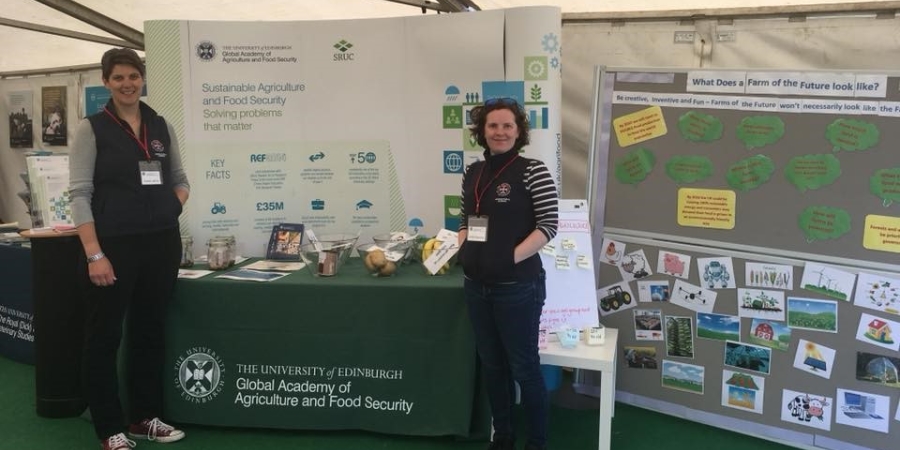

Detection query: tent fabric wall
xmin=4 ymin=10 xmax=900 ymax=225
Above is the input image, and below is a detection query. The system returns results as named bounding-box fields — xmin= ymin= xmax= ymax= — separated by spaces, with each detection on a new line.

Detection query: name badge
xmin=139 ymin=160 xmax=162 ymax=185
xmin=468 ymin=216 xmax=488 ymax=242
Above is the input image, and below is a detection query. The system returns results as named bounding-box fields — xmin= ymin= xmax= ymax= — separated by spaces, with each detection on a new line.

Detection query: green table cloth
xmin=164 ymin=258 xmax=485 ymax=437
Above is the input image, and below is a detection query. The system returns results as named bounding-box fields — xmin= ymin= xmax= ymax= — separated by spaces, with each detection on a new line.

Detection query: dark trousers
xmin=464 ymin=273 xmax=548 ymax=448
xmin=80 ymin=228 xmax=181 ymax=439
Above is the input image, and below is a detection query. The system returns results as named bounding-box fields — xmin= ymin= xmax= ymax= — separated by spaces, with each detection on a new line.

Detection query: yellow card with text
xmin=677 ymin=188 xmax=736 ymax=230
xmin=863 ymin=214 xmax=900 ymax=253
xmin=612 ymin=105 xmax=668 ymax=147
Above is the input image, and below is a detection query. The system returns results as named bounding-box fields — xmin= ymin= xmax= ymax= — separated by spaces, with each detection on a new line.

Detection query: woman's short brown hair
xmin=468 ymin=98 xmax=530 ymax=151
xmin=101 ymin=48 xmax=145 ymax=80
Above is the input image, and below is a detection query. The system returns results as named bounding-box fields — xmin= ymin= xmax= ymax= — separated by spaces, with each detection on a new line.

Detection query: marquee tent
xmin=1 ymin=0 xmax=892 ymax=74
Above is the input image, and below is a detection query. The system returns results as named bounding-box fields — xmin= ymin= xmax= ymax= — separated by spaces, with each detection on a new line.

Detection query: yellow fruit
xmin=379 ymin=260 xmax=397 ymax=277
xmin=421 ymin=238 xmax=438 ymax=261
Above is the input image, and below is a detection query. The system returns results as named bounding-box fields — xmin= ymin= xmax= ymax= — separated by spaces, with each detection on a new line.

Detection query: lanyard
xmin=103 ymin=107 xmax=150 ymax=160
xmin=473 ymin=154 xmax=518 ymax=216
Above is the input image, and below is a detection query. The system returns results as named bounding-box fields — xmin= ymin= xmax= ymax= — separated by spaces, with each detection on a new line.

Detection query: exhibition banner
xmin=145 ymin=7 xmax=562 ymax=257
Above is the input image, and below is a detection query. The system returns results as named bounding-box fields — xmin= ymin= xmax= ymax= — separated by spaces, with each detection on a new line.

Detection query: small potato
xmin=368 ymin=249 xmax=387 ymax=269
xmin=378 ymin=260 xmax=397 ymax=277
xmin=363 ymin=251 xmax=378 ymax=271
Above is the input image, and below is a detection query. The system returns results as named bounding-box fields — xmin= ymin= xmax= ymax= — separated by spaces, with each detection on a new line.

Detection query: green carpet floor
xmin=0 ymin=356 xmax=794 ymax=450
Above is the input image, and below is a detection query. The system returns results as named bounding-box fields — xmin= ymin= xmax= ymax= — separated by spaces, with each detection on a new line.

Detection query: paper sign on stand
xmin=538 ymin=199 xmax=600 ymax=331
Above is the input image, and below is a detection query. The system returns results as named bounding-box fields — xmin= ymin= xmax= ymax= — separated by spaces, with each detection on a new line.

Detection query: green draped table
xmin=164 ymin=258 xmax=487 ymax=438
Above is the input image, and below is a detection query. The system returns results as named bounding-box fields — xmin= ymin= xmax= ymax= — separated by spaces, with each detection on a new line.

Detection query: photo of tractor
xmin=600 ymin=285 xmax=632 ymax=311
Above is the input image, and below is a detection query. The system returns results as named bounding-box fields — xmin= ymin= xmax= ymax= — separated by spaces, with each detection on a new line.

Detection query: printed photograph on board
xmin=792 ymin=339 xmax=835 ymax=379
xmin=665 ymin=316 xmax=694 ymax=358
xmin=661 ymin=360 xmax=704 ymax=394
xmin=696 ymin=312 xmax=740 ymax=342
xmin=787 ymin=297 xmax=838 ymax=333
xmin=747 ymin=319 xmax=791 ymax=352
xmin=781 ymin=389 xmax=832 ymax=431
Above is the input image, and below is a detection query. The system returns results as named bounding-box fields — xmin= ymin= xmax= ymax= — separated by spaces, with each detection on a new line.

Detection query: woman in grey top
xmin=69 ymin=47 xmax=189 ymax=450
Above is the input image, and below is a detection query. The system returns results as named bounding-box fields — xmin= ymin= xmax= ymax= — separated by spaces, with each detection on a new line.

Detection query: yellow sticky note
xmin=676 ymin=188 xmax=736 ymax=230
xmin=863 ymin=214 xmax=900 ymax=253
xmin=612 ymin=105 xmax=668 ymax=147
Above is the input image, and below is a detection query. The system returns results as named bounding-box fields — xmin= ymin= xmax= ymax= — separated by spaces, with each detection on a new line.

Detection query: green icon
xmin=726 ymin=155 xmax=775 ymax=191
xmin=870 ymin=168 xmax=900 ymax=207
xmin=524 ymin=56 xmax=548 ymax=81
xmin=444 ymin=195 xmax=461 ymax=217
xmin=825 ymin=118 xmax=880 ymax=152
xmin=443 ymin=105 xmax=462 ymax=129
xmin=665 ymin=156 xmax=713 ymax=184
xmin=615 ymin=147 xmax=656 ymax=185
xmin=785 ymin=154 xmax=841 ymax=192
xmin=334 ymin=40 xmax=353 ymax=52
xmin=530 ymin=84 xmax=543 ymax=102
xmin=736 ymin=116 xmax=785 ymax=150
xmin=797 ymin=206 xmax=851 ymax=243
xmin=677 ymin=111 xmax=723 ymax=142
xmin=463 ymin=130 xmax=480 ymax=151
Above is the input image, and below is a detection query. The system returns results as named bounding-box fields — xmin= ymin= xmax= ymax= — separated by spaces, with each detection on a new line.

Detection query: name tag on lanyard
xmin=467 ymin=216 xmax=489 ymax=242
xmin=139 ymin=160 xmax=162 ymax=185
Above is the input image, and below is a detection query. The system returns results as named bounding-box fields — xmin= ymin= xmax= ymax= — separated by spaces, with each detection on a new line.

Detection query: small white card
xmin=555 ymin=255 xmax=570 ymax=269
xmin=576 ymin=254 xmax=591 ymax=269
xmin=423 ymin=240 xmax=459 ymax=275
xmin=541 ymin=243 xmax=555 ymax=256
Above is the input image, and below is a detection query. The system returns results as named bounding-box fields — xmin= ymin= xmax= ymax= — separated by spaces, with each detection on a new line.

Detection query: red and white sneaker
xmin=101 ymin=433 xmax=135 ymax=450
xmin=127 ymin=417 xmax=185 ymax=443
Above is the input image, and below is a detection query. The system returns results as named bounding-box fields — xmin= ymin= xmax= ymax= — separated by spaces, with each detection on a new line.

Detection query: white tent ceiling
xmin=0 ymin=0 xmax=892 ymax=75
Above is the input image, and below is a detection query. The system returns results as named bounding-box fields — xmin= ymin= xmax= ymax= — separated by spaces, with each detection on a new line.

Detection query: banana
xmin=421 ymin=237 xmax=451 ymax=275
xmin=421 ymin=238 xmax=438 ymax=261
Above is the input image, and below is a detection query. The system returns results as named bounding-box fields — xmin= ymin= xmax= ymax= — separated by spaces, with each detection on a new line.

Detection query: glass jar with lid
xmin=207 ymin=237 xmax=232 ymax=270
xmin=180 ymin=235 xmax=194 ymax=268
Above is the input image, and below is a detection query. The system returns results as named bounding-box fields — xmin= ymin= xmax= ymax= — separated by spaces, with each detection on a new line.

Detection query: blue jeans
xmin=465 ymin=273 xmax=547 ymax=447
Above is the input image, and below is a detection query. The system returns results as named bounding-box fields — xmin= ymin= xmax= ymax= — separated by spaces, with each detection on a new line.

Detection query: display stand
xmin=20 ymin=229 xmax=87 ymax=418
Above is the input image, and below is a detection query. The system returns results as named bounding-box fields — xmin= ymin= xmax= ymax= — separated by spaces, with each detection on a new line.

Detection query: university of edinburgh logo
xmin=174 ymin=348 xmax=225 ymax=403
xmin=196 ymin=41 xmax=216 ymax=61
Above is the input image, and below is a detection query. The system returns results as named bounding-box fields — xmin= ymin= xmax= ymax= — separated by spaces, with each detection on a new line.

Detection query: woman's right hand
xmin=89 ymin=257 xmax=117 ymax=287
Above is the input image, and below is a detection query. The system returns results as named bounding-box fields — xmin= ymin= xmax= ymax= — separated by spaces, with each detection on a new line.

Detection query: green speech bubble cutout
xmin=870 ymin=168 xmax=900 ymax=207
xmin=726 ymin=155 xmax=775 ymax=191
xmin=665 ymin=156 xmax=713 ymax=184
xmin=785 ymin=154 xmax=841 ymax=192
xmin=798 ymin=206 xmax=851 ymax=243
xmin=615 ymin=147 xmax=656 ymax=185
xmin=825 ymin=118 xmax=880 ymax=152
xmin=677 ymin=111 xmax=723 ymax=143
xmin=736 ymin=116 xmax=785 ymax=150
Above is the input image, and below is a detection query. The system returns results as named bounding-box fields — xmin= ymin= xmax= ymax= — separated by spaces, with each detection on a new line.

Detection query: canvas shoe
xmin=101 ymin=433 xmax=135 ymax=450
xmin=127 ymin=417 xmax=185 ymax=443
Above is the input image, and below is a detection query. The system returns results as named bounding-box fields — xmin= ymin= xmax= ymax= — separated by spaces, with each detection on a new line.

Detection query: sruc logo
xmin=333 ymin=39 xmax=355 ymax=62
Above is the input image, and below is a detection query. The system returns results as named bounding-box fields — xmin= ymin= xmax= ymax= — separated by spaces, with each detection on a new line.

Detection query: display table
xmin=539 ymin=328 xmax=618 ymax=450
xmin=164 ymin=259 xmax=487 ymax=438
xmin=19 ymin=228 xmax=88 ymax=418
xmin=0 ymin=243 xmax=34 ymax=364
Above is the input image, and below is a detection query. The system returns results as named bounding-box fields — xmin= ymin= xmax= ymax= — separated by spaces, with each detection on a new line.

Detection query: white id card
xmin=467 ymin=216 xmax=488 ymax=242
xmin=139 ymin=160 xmax=162 ymax=185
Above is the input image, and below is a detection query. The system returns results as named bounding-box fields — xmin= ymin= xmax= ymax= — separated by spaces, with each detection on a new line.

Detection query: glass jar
xmin=211 ymin=235 xmax=237 ymax=267
xmin=180 ymin=236 xmax=194 ymax=268
xmin=207 ymin=237 xmax=232 ymax=270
